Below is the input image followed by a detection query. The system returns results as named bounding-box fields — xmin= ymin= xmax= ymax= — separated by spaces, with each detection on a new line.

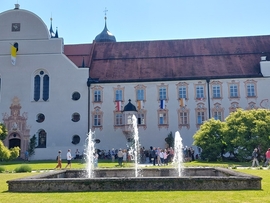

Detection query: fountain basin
xmin=7 ymin=167 xmax=261 ymax=192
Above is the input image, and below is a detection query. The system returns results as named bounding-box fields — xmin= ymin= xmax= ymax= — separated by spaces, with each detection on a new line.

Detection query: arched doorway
xmin=9 ymin=133 xmax=21 ymax=149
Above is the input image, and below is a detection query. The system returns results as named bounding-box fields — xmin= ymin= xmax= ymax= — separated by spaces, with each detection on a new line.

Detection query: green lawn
xmin=0 ymin=160 xmax=269 ymax=203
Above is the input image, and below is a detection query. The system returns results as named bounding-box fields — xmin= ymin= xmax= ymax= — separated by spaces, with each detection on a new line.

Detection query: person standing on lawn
xmin=252 ymin=148 xmax=260 ymax=167
xmin=55 ymin=150 xmax=62 ymax=169
xmin=264 ymin=148 xmax=270 ymax=167
xmin=65 ymin=149 xmax=72 ymax=169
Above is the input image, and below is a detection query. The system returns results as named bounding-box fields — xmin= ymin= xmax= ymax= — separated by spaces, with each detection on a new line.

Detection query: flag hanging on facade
xmin=180 ymin=98 xmax=185 ymax=107
xmin=116 ymin=101 xmax=121 ymax=111
xmin=137 ymin=100 xmax=143 ymax=110
xmin=11 ymin=45 xmax=17 ymax=65
xmin=160 ymin=100 xmax=165 ymax=109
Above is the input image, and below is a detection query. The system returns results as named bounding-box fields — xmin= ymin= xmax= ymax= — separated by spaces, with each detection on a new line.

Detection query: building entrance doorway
xmin=9 ymin=133 xmax=21 ymax=150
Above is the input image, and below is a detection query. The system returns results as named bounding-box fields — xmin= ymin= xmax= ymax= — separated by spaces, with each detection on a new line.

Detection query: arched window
xmin=33 ymin=70 xmax=49 ymax=101
xmin=37 ymin=129 xmax=47 ymax=148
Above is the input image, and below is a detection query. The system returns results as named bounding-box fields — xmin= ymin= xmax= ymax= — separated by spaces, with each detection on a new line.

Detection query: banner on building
xmin=137 ymin=100 xmax=143 ymax=110
xmin=116 ymin=101 xmax=122 ymax=111
xmin=179 ymin=98 xmax=185 ymax=107
xmin=160 ymin=100 xmax=165 ymax=109
xmin=11 ymin=45 xmax=17 ymax=65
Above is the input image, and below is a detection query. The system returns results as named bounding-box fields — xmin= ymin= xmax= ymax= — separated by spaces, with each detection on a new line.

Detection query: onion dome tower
xmin=95 ymin=9 xmax=116 ymax=42
xmin=122 ymin=99 xmax=137 ymax=140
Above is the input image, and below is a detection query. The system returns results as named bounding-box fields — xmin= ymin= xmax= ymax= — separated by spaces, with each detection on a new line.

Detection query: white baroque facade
xmin=1 ymin=5 xmax=270 ymax=160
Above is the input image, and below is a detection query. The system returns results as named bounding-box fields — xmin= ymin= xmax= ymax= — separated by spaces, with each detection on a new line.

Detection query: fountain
xmin=7 ymin=127 xmax=262 ymax=192
xmin=131 ymin=114 xmax=140 ymax=177
xmin=172 ymin=131 xmax=184 ymax=177
xmin=85 ymin=130 xmax=96 ymax=178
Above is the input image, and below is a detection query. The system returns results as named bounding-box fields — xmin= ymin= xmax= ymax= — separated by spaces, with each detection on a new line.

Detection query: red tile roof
xmin=64 ymin=35 xmax=270 ymax=82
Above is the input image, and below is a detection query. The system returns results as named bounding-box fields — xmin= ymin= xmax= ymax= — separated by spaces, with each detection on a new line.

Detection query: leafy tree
xmin=165 ymin=131 xmax=174 ymax=148
xmin=224 ymin=109 xmax=270 ymax=161
xmin=0 ymin=140 xmax=20 ymax=161
xmin=9 ymin=147 xmax=20 ymax=160
xmin=193 ymin=118 xmax=226 ymax=161
xmin=0 ymin=141 xmax=10 ymax=161
xmin=0 ymin=123 xmax=8 ymax=141
xmin=28 ymin=135 xmax=37 ymax=158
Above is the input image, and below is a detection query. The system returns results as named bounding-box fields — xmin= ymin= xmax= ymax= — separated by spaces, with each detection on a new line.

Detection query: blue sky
xmin=1 ymin=0 xmax=270 ymax=44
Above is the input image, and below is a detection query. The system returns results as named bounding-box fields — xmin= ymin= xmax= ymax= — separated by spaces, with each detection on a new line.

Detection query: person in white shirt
xmin=65 ymin=149 xmax=72 ymax=169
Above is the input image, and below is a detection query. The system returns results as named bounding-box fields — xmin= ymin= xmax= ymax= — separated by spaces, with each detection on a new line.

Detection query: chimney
xmin=14 ymin=4 xmax=20 ymax=9
xmin=261 ymin=56 xmax=267 ymax=61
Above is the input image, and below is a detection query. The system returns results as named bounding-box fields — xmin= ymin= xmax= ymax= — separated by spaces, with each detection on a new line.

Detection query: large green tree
xmin=224 ymin=109 xmax=270 ymax=161
xmin=193 ymin=118 xmax=226 ymax=161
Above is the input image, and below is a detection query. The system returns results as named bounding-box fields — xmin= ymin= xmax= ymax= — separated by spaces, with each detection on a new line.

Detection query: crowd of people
xmin=39 ymin=144 xmax=270 ymax=169
xmin=80 ymin=145 xmax=199 ymax=167
xmin=252 ymin=147 xmax=270 ymax=167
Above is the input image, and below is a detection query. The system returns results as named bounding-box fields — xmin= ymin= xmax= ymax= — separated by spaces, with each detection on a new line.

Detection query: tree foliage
xmin=193 ymin=118 xmax=226 ymax=161
xmin=193 ymin=109 xmax=270 ymax=161
xmin=0 ymin=123 xmax=8 ymax=141
xmin=224 ymin=109 xmax=270 ymax=161
xmin=0 ymin=140 xmax=20 ymax=161
xmin=165 ymin=131 xmax=174 ymax=148
xmin=28 ymin=135 xmax=37 ymax=158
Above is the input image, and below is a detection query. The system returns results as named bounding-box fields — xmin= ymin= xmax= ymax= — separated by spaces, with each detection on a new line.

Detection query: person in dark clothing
xmin=151 ymin=147 xmax=157 ymax=166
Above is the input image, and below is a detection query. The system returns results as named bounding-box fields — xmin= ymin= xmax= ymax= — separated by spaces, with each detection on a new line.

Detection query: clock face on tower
xmin=11 ymin=23 xmax=20 ymax=32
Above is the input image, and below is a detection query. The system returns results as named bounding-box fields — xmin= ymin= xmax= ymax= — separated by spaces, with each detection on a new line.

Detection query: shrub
xmin=14 ymin=165 xmax=32 ymax=173
xmin=0 ymin=166 xmax=5 ymax=173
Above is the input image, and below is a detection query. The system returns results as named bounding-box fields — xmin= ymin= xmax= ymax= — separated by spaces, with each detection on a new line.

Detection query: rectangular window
xmin=159 ymin=113 xmax=167 ymax=124
xmin=179 ymin=86 xmax=186 ymax=99
xmin=94 ymin=90 xmax=101 ymax=102
xmin=247 ymin=84 xmax=255 ymax=97
xmin=197 ymin=112 xmax=205 ymax=124
xmin=137 ymin=89 xmax=144 ymax=101
xmin=179 ymin=112 xmax=188 ymax=124
xmin=196 ymin=86 xmax=204 ymax=99
xmin=115 ymin=114 xmax=123 ymax=125
xmin=159 ymin=87 xmax=167 ymax=100
xmin=212 ymin=85 xmax=221 ymax=98
xmin=94 ymin=115 xmax=101 ymax=126
xmin=115 ymin=90 xmax=122 ymax=101
xmin=230 ymin=84 xmax=238 ymax=97
xmin=137 ymin=113 xmax=145 ymax=125
xmin=213 ymin=112 xmax=222 ymax=121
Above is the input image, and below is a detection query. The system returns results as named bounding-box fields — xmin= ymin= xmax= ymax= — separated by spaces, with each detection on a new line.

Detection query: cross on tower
xmin=104 ymin=7 xmax=108 ymax=19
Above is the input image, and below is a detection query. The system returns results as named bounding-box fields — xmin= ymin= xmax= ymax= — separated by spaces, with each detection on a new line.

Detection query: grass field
xmin=0 ymin=160 xmax=269 ymax=203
